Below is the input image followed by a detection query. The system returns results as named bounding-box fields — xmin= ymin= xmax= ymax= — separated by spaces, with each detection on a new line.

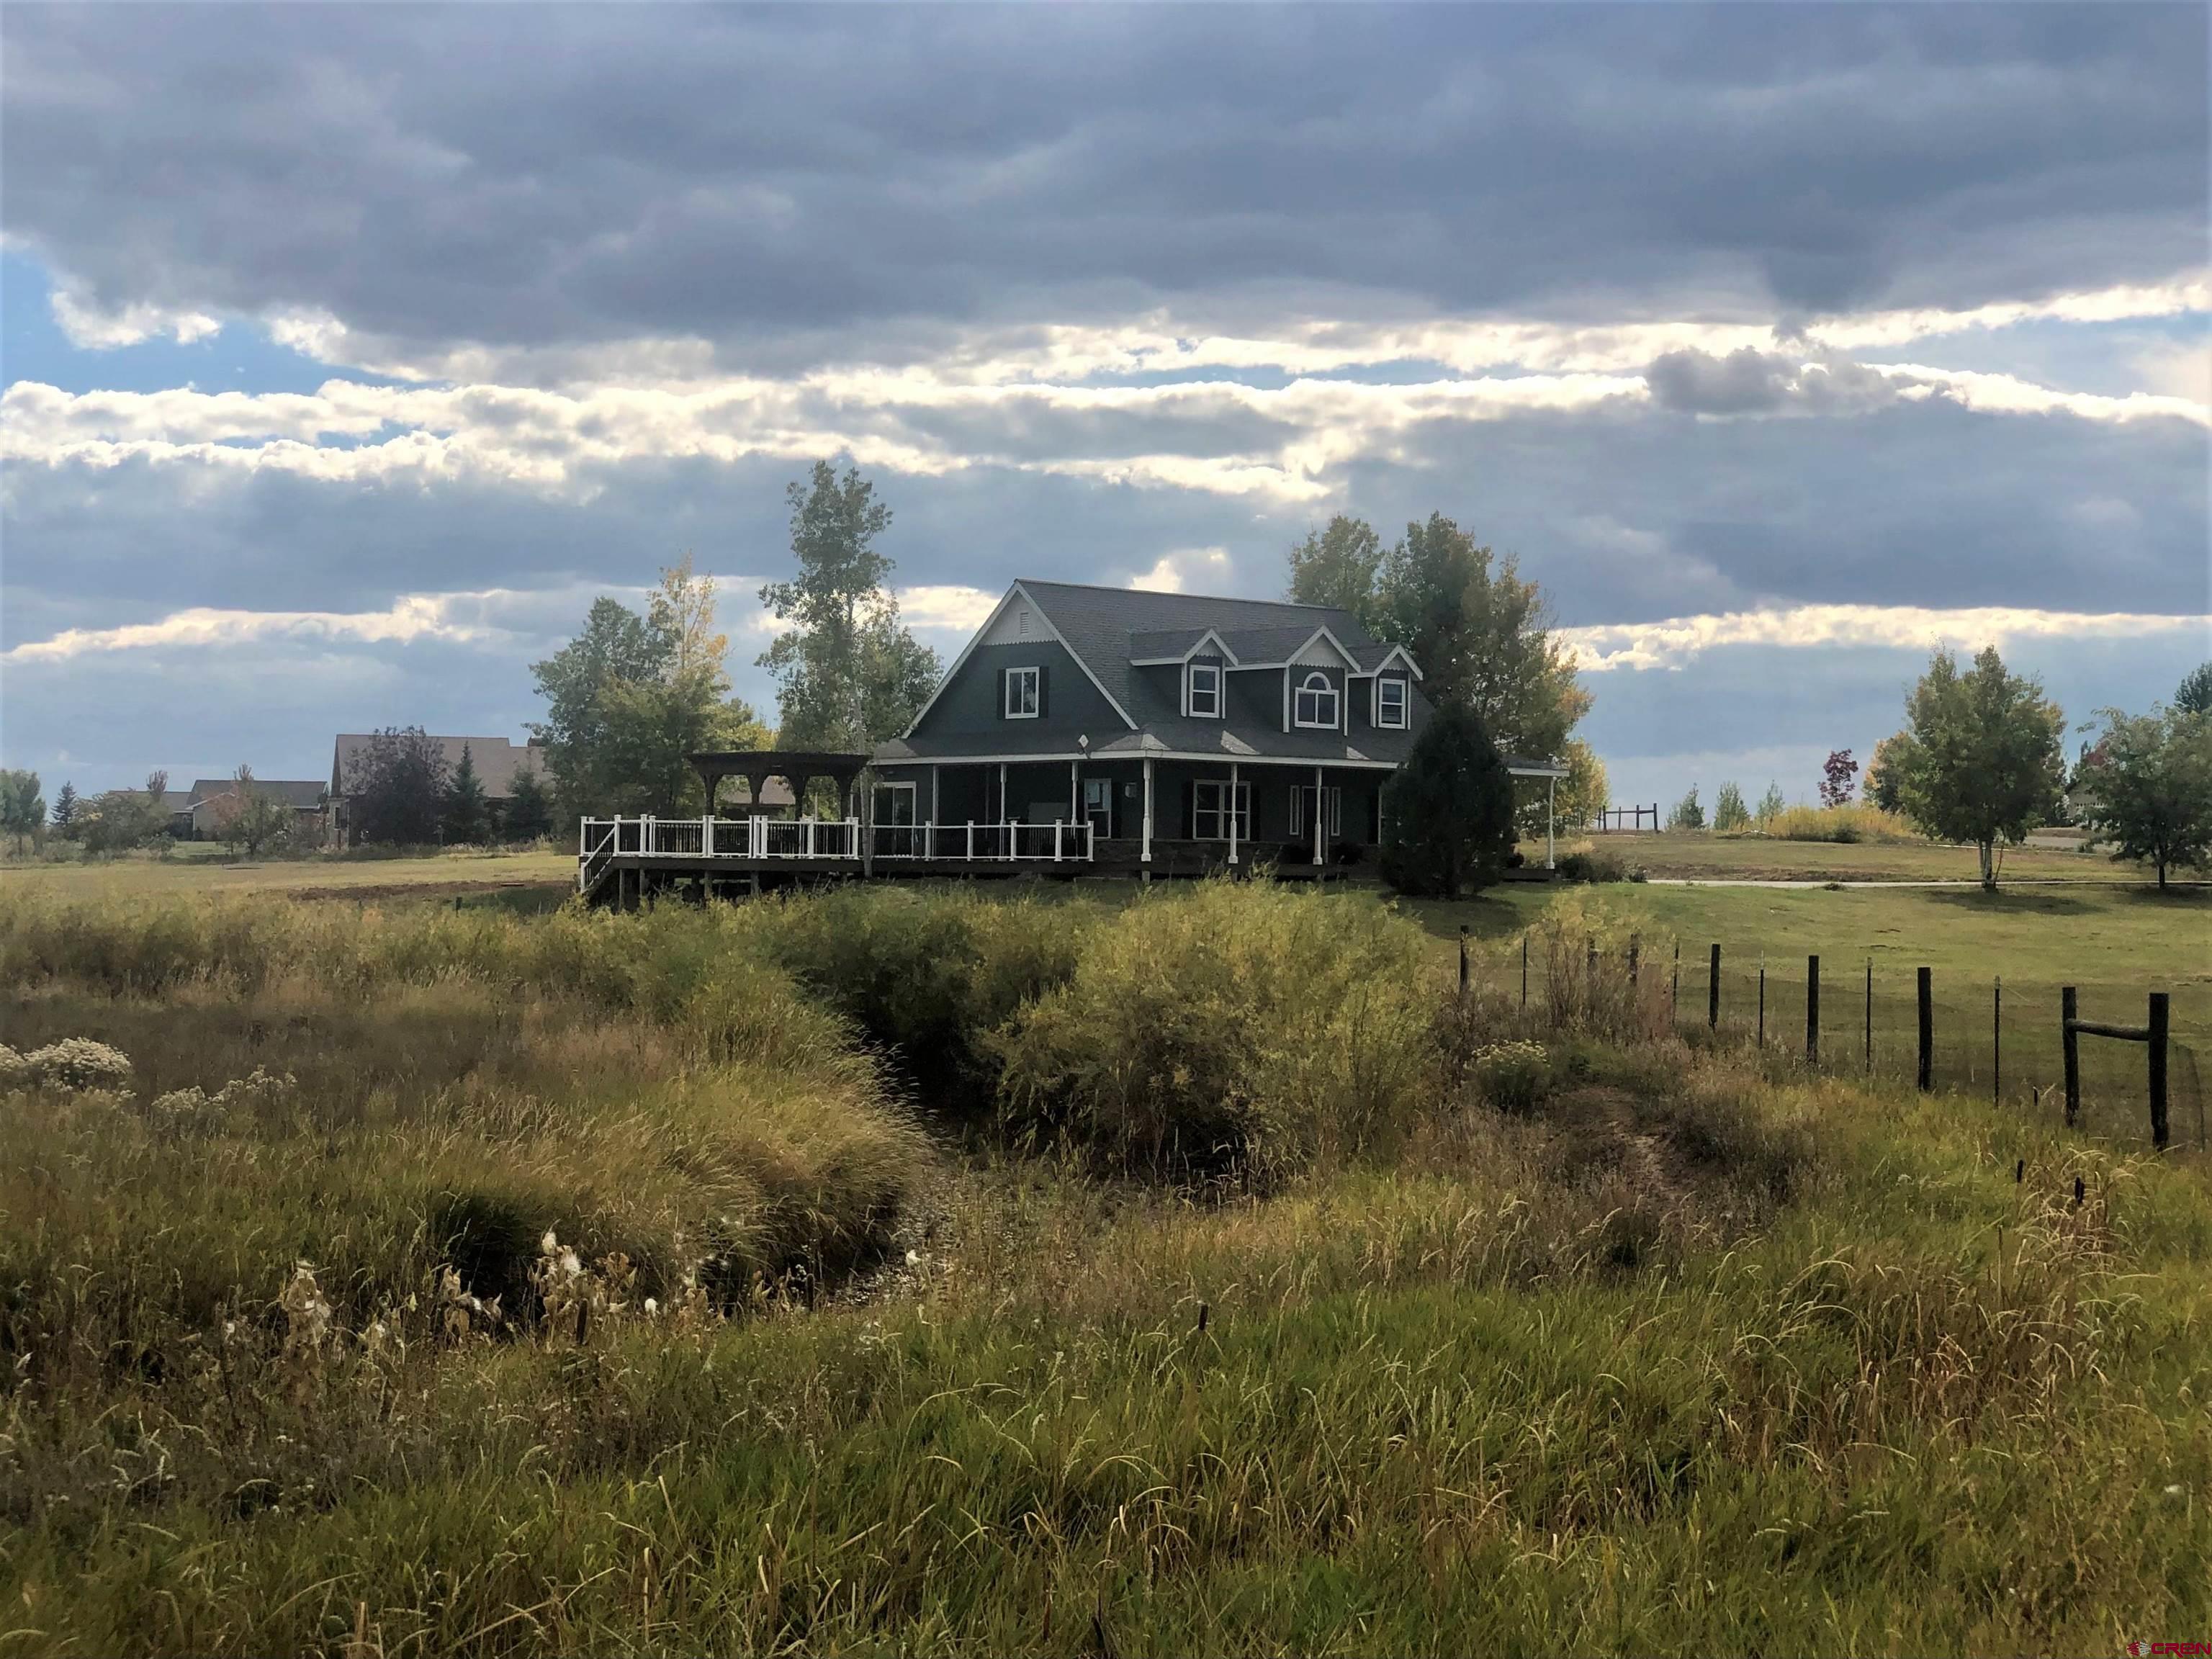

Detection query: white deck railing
xmin=579 ymin=816 xmax=1096 ymax=890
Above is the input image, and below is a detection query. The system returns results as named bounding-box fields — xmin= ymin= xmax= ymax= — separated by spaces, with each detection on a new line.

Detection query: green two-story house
xmin=870 ymin=580 xmax=1565 ymax=873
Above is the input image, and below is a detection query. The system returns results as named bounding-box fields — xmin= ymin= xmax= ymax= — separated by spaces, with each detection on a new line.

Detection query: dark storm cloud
xmin=2 ymin=4 xmax=2203 ymax=361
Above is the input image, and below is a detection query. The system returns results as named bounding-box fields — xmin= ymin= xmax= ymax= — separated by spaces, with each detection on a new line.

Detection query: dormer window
xmin=1293 ymin=670 xmax=1338 ymax=729
xmin=1375 ymin=677 xmax=1407 ymax=729
xmin=1004 ymin=665 xmax=1040 ymax=718
xmin=1187 ymin=662 xmax=1222 ymax=718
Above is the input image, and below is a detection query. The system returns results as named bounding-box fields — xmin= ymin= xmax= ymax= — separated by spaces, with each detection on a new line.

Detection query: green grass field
xmin=1559 ymin=828 xmax=2157 ymax=884
xmin=1 ymin=878 xmax=2206 ymax=1654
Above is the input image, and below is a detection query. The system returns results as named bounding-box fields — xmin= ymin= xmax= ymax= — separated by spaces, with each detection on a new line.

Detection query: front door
xmin=1082 ymin=776 xmax=1113 ymax=840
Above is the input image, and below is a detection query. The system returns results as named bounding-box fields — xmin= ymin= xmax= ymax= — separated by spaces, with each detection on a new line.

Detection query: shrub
xmin=1761 ymin=803 xmax=1920 ymax=845
xmin=1667 ymin=786 xmax=1705 ymax=830
xmin=1556 ymin=845 xmax=1630 ymax=883
xmin=28 ymin=1037 xmax=135 ymax=1092
xmin=1473 ymin=1040 xmax=1551 ymax=1114
xmin=993 ymin=881 xmax=1436 ymax=1177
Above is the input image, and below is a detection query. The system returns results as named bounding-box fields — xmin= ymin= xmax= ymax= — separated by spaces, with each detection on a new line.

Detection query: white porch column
xmin=1313 ymin=764 xmax=1325 ymax=866
xmin=1141 ymin=757 xmax=1154 ymax=865
xmin=1228 ymin=761 xmax=1239 ymax=867
xmin=1547 ymin=774 xmax=1557 ymax=871
xmin=1069 ymin=759 xmax=1079 ymax=822
xmin=998 ymin=762 xmax=1008 ymax=825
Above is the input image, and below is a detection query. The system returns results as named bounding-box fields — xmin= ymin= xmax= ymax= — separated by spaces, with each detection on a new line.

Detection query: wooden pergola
xmin=686 ymin=750 xmax=873 ymax=819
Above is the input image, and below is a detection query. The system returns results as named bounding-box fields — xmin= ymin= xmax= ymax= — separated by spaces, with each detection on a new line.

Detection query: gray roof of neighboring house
xmin=331 ymin=734 xmax=545 ymax=799
xmin=188 ymin=779 xmax=325 ymax=812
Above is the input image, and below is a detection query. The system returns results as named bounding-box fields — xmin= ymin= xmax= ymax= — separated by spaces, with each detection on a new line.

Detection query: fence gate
xmin=2063 ymin=986 xmax=2172 ymax=1149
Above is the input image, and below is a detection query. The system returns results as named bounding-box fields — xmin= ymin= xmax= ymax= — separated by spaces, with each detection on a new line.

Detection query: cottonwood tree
xmin=1287 ymin=515 xmax=1386 ymax=626
xmin=349 ymin=729 xmax=450 ymax=846
xmin=0 ymin=770 xmax=44 ymax=855
xmin=2082 ymin=703 xmax=2212 ymax=889
xmin=1379 ymin=706 xmax=1516 ymax=898
xmin=1288 ymin=512 xmax=1591 ymax=837
xmin=1889 ymin=647 xmax=2065 ymax=891
xmin=1863 ymin=734 xmax=1906 ymax=811
xmin=2176 ymin=661 xmax=2212 ymax=717
xmin=1712 ymin=781 xmax=1750 ymax=832
xmin=215 ymin=765 xmax=294 ymax=858
xmin=532 ymin=559 xmax=768 ymax=816
xmin=76 ymin=773 xmax=172 ymax=855
xmin=1552 ymin=739 xmax=1608 ymax=832
xmin=759 ymin=462 xmax=941 ymax=756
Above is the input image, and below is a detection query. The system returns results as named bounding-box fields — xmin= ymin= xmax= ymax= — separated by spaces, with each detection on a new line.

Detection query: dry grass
xmin=1 ymin=881 xmax=2206 ymax=1655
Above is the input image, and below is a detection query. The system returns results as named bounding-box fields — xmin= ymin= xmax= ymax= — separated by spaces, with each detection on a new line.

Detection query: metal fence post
xmin=1521 ymin=934 xmax=1529 ymax=1010
xmin=1917 ymin=967 xmax=1933 ymax=1092
xmin=1806 ymin=954 xmax=1820 ymax=1064
xmin=1864 ymin=961 xmax=1872 ymax=1071
xmin=1992 ymin=976 xmax=2001 ymax=1104
xmin=1709 ymin=943 xmax=1721 ymax=1030
xmin=1458 ymin=925 xmax=1470 ymax=994
xmin=1758 ymin=966 xmax=1766 ymax=1047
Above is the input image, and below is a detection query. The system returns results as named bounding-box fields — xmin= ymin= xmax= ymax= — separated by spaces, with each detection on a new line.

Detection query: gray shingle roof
xmin=331 ymin=734 xmax=544 ymax=799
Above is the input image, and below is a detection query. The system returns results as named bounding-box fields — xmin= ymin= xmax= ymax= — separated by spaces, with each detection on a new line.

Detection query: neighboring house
xmin=181 ymin=778 xmax=327 ymax=840
xmin=871 ymin=580 xmax=1565 ymax=868
xmin=327 ymin=734 xmax=548 ymax=845
xmin=158 ymin=790 xmax=197 ymax=838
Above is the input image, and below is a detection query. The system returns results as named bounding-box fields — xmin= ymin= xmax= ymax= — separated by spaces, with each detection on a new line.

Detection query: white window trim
xmin=1192 ymin=778 xmax=1251 ymax=842
xmin=1004 ymin=665 xmax=1041 ymax=719
xmin=1186 ymin=661 xmax=1223 ymax=719
xmin=1374 ymin=676 xmax=1408 ymax=729
xmin=1293 ymin=670 xmax=1339 ymax=730
xmin=1287 ymin=785 xmax=1342 ymax=838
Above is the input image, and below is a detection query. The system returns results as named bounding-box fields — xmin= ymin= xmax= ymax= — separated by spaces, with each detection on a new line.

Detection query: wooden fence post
xmin=1806 ymin=954 xmax=1820 ymax=1064
xmin=1758 ymin=966 xmax=1766 ymax=1048
xmin=1458 ymin=925 xmax=1469 ymax=994
xmin=1708 ymin=944 xmax=1722 ymax=1030
xmin=1864 ymin=960 xmax=1872 ymax=1071
xmin=2062 ymin=985 xmax=2080 ymax=1127
xmin=1992 ymin=977 xmax=2001 ymax=1104
xmin=1520 ymin=935 xmax=1528 ymax=1010
xmin=1629 ymin=935 xmax=1640 ymax=985
xmin=1917 ymin=967 xmax=1933 ymax=1092
xmin=2149 ymin=991 xmax=2170 ymax=1151
xmin=1671 ymin=943 xmax=1680 ymax=1021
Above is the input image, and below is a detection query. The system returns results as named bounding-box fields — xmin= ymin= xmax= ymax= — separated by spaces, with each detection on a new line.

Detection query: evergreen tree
xmin=50 ymin=781 xmax=79 ymax=836
xmin=503 ymin=763 xmax=554 ymax=842
xmin=443 ymin=744 xmax=490 ymax=845
xmin=1667 ymin=786 xmax=1705 ymax=830
xmin=1378 ymin=706 xmax=1516 ymax=899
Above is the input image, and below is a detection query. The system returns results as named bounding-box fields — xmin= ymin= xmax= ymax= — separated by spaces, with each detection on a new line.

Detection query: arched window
xmin=1293 ymin=670 xmax=1339 ymax=729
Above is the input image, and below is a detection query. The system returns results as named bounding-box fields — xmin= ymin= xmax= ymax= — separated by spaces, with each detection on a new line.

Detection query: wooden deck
xmin=575 ymin=816 xmax=1398 ymax=906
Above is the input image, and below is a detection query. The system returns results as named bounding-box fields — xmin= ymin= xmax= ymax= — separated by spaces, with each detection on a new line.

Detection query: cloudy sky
xmin=3 ymin=3 xmax=2206 ymax=808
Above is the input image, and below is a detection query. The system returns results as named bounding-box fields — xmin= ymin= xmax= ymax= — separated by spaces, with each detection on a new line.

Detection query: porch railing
xmin=868 ymin=820 xmax=1096 ymax=862
xmin=578 ymin=816 xmax=1097 ymax=889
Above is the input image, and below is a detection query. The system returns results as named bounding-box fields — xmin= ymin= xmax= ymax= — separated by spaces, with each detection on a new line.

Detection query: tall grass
xmin=2 ymin=880 xmax=2206 ymax=1655
xmin=994 ymin=881 xmax=1438 ymax=1177
xmin=1750 ymin=801 xmax=1921 ymax=844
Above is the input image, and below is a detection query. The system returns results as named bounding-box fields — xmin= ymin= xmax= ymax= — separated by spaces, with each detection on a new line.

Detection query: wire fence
xmin=1456 ymin=930 xmax=2207 ymax=1151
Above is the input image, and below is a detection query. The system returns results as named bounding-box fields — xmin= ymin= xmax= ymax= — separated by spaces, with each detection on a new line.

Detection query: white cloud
xmin=1562 ymin=604 xmax=2212 ymax=672
xmin=896 ymin=585 xmax=999 ymax=632
xmin=3 ymin=593 xmax=497 ymax=664
xmin=1130 ymin=547 xmax=1233 ymax=593
xmin=48 ymin=288 xmax=222 ymax=350
xmin=1867 ymin=363 xmax=2210 ymax=426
